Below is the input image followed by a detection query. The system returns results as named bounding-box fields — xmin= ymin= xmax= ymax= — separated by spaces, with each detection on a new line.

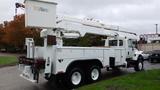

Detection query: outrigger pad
xmin=20 ymin=66 xmax=37 ymax=83
xmin=18 ymin=56 xmax=45 ymax=83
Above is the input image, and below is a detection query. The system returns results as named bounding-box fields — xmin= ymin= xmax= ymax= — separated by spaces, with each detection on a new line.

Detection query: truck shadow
xmin=101 ymin=69 xmax=128 ymax=80
xmin=43 ymin=82 xmax=70 ymax=90
xmin=41 ymin=69 xmax=129 ymax=90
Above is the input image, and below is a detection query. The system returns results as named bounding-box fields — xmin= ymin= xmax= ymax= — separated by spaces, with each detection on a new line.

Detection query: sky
xmin=0 ymin=0 xmax=160 ymax=35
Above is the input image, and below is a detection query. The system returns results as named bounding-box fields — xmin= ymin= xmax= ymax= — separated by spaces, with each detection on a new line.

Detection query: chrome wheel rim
xmin=138 ymin=62 xmax=143 ymax=70
xmin=91 ymin=68 xmax=99 ymax=81
xmin=71 ymin=72 xmax=82 ymax=85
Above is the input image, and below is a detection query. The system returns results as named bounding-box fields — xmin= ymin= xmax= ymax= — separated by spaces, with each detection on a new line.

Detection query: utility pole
xmin=155 ymin=24 xmax=158 ymax=34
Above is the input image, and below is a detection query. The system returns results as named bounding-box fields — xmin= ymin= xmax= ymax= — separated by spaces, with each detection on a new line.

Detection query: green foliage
xmin=0 ymin=14 xmax=43 ymax=52
xmin=63 ymin=34 xmax=106 ymax=47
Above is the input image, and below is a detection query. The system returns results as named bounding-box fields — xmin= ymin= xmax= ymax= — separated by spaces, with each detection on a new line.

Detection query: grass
xmin=0 ymin=56 xmax=17 ymax=66
xmin=78 ymin=69 xmax=160 ymax=90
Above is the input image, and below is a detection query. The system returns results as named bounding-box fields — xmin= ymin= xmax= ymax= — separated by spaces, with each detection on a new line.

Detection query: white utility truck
xmin=19 ymin=0 xmax=144 ymax=88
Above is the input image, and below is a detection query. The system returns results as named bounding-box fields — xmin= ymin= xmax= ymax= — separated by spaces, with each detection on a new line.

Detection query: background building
xmin=139 ymin=34 xmax=160 ymax=43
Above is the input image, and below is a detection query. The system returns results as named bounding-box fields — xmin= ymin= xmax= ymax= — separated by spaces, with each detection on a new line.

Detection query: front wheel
xmin=134 ymin=60 xmax=144 ymax=71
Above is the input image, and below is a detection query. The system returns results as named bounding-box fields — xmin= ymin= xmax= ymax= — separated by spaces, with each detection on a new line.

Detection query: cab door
xmin=126 ymin=39 xmax=134 ymax=59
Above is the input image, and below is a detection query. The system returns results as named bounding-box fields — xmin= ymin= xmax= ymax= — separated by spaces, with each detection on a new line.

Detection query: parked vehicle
xmin=142 ymin=51 xmax=150 ymax=60
xmin=0 ymin=48 xmax=7 ymax=52
xmin=149 ymin=50 xmax=160 ymax=63
xmin=18 ymin=0 xmax=144 ymax=88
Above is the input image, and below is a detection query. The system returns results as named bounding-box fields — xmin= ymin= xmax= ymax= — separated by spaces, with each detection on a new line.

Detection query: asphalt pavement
xmin=0 ymin=61 xmax=160 ymax=90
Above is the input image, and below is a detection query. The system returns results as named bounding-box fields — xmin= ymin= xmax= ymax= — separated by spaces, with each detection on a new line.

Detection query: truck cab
xmin=105 ymin=36 xmax=138 ymax=59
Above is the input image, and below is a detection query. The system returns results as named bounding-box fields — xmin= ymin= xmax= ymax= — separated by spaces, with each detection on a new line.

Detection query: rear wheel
xmin=87 ymin=65 xmax=101 ymax=83
xmin=66 ymin=67 xmax=85 ymax=88
xmin=45 ymin=74 xmax=65 ymax=88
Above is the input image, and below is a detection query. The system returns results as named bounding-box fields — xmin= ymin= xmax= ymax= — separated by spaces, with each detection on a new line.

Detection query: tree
xmin=0 ymin=14 xmax=42 ymax=52
xmin=63 ymin=34 xmax=106 ymax=47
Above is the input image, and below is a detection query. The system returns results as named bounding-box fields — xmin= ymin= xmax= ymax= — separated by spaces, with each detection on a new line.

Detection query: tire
xmin=134 ymin=56 xmax=144 ymax=71
xmin=53 ymin=76 xmax=65 ymax=88
xmin=66 ymin=67 xmax=85 ymax=88
xmin=87 ymin=65 xmax=101 ymax=83
xmin=45 ymin=74 xmax=52 ymax=81
xmin=45 ymin=74 xmax=65 ymax=88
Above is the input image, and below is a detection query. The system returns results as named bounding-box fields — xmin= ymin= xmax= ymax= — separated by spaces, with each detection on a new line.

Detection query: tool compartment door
xmin=115 ymin=49 xmax=122 ymax=65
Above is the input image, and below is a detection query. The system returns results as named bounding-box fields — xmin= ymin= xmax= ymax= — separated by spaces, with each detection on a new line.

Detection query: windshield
xmin=132 ymin=40 xmax=138 ymax=48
